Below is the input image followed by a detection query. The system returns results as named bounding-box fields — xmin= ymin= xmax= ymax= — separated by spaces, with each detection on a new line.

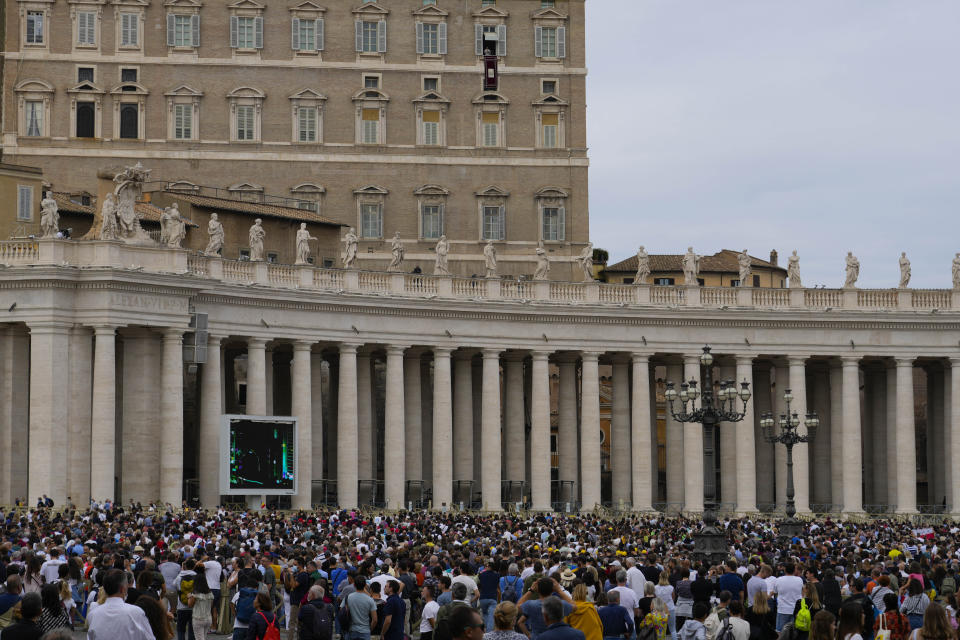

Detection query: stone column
xmin=530 ymin=350 xmax=552 ymax=511
xmin=28 ymin=322 xmax=71 ymax=504
xmin=810 ymin=366 xmax=832 ymax=506
xmin=631 ymin=353 xmax=653 ymax=511
xmin=452 ymin=352 xmax=474 ymax=486
xmin=788 ymin=356 xmax=810 ymax=513
xmin=773 ymin=363 xmax=788 ymax=508
xmin=160 ymin=329 xmax=185 ymax=507
xmin=432 ymin=347 xmax=453 ymax=509
xmin=481 ymin=348 xmax=502 ymax=510
xmin=67 ymin=326 xmax=93 ymax=508
xmin=404 ymin=351 xmax=423 ymax=486
xmin=291 ymin=340 xmax=313 ymax=510
xmin=356 ymin=351 xmax=373 ymax=482
xmin=929 ymin=366 xmax=945 ymax=505
xmin=580 ymin=352 xmax=602 ymax=510
xmin=123 ymin=330 xmax=160 ymax=503
xmin=611 ymin=356 xmax=631 ymax=508
xmin=949 ymin=359 xmax=960 ymax=513
xmin=503 ymin=353 xmax=526 ymax=484
xmin=246 ymin=338 xmax=268 ymax=415
xmin=718 ymin=364 xmax=737 ymax=506
xmin=828 ymin=364 xmax=843 ymax=508
xmin=840 ymin=356 xmax=863 ymax=513
xmin=199 ymin=335 xmax=224 ymax=508
xmin=91 ymin=326 xmax=117 ymax=502
xmin=752 ymin=363 xmax=774 ymax=508
xmin=337 ymin=343 xmax=360 ymax=509
xmin=384 ymin=345 xmax=406 ymax=510
xmin=311 ymin=352 xmax=324 ymax=498
xmin=885 ymin=363 xmax=898 ymax=509
xmin=735 ymin=356 xmax=757 ymax=513
xmin=869 ymin=369 xmax=889 ymax=505
xmin=683 ymin=355 xmax=703 ymax=512
xmin=265 ymin=347 xmax=275 ymax=414
xmin=665 ymin=363 xmax=685 ymax=508
xmin=895 ymin=358 xmax=917 ymax=513
xmin=557 ymin=355 xmax=579 ymax=503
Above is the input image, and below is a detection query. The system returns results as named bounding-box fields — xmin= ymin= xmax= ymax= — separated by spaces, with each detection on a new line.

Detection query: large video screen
xmin=220 ymin=415 xmax=297 ymax=495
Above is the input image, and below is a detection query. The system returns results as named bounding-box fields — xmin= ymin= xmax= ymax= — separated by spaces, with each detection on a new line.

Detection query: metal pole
xmin=785 ymin=441 xmax=796 ymax=519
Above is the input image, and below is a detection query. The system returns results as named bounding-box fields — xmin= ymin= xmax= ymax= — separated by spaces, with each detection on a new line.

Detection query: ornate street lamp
xmin=760 ymin=389 xmax=819 ymax=540
xmin=665 ymin=346 xmax=751 ymax=566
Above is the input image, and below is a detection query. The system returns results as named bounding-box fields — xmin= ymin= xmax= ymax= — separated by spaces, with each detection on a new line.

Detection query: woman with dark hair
xmin=246 ymin=592 xmax=279 ymax=640
xmin=902 ymin=579 xmax=932 ymax=631
xmin=838 ymin=600 xmax=866 ymax=640
xmin=808 ymin=610 xmax=835 ymax=640
xmin=136 ymin=593 xmax=172 ymax=640
xmin=36 ymin=584 xmax=70 ymax=633
xmin=910 ymin=603 xmax=954 ymax=640
xmin=22 ymin=556 xmax=43 ymax=595
xmin=821 ymin=569 xmax=841 ymax=617
xmin=189 ymin=565 xmax=215 ymax=640
xmin=875 ymin=593 xmax=911 ymax=640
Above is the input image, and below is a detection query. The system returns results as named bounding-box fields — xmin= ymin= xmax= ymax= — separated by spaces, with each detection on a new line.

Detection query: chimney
xmin=769 ymin=250 xmax=778 ymax=266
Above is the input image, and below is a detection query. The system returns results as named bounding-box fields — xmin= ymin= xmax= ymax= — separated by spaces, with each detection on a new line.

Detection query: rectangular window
xmin=422 ymin=111 xmax=440 ymax=145
xmin=361 ymin=21 xmax=378 ymax=53
xmin=482 ymin=205 xmax=504 ymax=241
xmin=296 ymin=18 xmax=315 ymax=51
xmin=654 ymin=278 xmax=675 ymax=286
xmin=364 ymin=75 xmax=380 ymax=89
xmin=482 ymin=0 xmax=495 ymax=5
xmin=171 ymin=15 xmax=195 ymax=47
xmin=421 ymin=204 xmax=442 ymax=239
xmin=421 ymin=23 xmax=438 ymax=54
xmin=298 ymin=107 xmax=317 ymax=142
xmin=17 ymin=186 xmax=33 ymax=221
xmin=361 ymin=109 xmax=379 ymax=144
xmin=121 ymin=68 xmax=138 ymax=83
xmin=77 ymin=11 xmax=96 ymax=45
xmin=234 ymin=16 xmax=257 ymax=49
xmin=360 ymin=203 xmax=382 ymax=238
xmin=25 ymin=101 xmax=43 ymax=137
xmin=120 ymin=13 xmax=139 ymax=46
xmin=423 ymin=77 xmax=439 ymax=92
xmin=78 ymin=68 xmax=94 ymax=83
xmin=482 ymin=112 xmax=499 ymax=147
xmin=540 ymin=27 xmax=556 ymax=58
xmin=542 ymin=80 xmax=557 ymax=94
xmin=26 ymin=11 xmax=44 ymax=44
xmin=542 ymin=113 xmax=558 ymax=148
xmin=542 ymin=206 xmax=565 ymax=241
xmin=236 ymin=105 xmax=255 ymax=140
xmin=542 ymin=0 xmax=555 ymax=6
xmin=753 ymin=275 xmax=761 ymax=287
xmin=174 ymin=104 xmax=192 ymax=140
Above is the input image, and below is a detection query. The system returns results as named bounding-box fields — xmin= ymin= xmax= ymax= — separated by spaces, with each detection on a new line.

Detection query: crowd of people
xmin=1 ymin=503 xmax=960 ymax=640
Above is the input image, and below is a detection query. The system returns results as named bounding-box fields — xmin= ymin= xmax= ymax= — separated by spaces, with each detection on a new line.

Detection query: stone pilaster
xmin=291 ymin=340 xmax=313 ymax=510
xmin=580 ymin=352 xmax=601 ymax=510
xmin=718 ymin=364 xmax=737 ymax=506
xmin=610 ymin=356 xmax=631 ymax=508
xmin=788 ymin=356 xmax=810 ymax=514
xmin=735 ymin=356 xmax=757 ymax=513
xmin=91 ymin=326 xmax=117 ymax=502
xmin=122 ymin=329 xmax=160 ymax=504
xmin=556 ymin=355 xmax=579 ymax=503
xmin=199 ymin=335 xmax=224 ymax=508
xmin=28 ymin=322 xmax=72 ymax=505
xmin=530 ymin=350 xmax=552 ymax=511
xmin=895 ymin=358 xmax=917 ymax=513
xmin=665 ymin=362 xmax=685 ymax=508
xmin=682 ymin=355 xmax=703 ymax=512
xmin=160 ymin=329 xmax=185 ymax=507
xmin=337 ymin=343 xmax=360 ymax=509
xmin=630 ymin=353 xmax=653 ymax=511
xmin=480 ymin=348 xmax=502 ymax=511
xmin=384 ymin=345 xmax=406 ymax=510
xmin=67 ymin=326 xmax=93 ymax=508
xmin=432 ymin=347 xmax=453 ymax=509
xmin=841 ymin=356 xmax=863 ymax=513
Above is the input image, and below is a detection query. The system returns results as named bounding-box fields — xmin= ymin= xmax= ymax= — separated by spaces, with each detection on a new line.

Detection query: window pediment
xmin=110 ymin=81 xmax=148 ymax=95
xmin=354 ymin=185 xmax=388 ymax=196
xmin=535 ymin=186 xmax=568 ymax=199
xmin=472 ymin=6 xmax=508 ymax=18
xmin=352 ymin=2 xmax=388 ymax=16
xmin=163 ymin=0 xmax=202 ymax=6
xmin=15 ymin=79 xmax=54 ymax=93
xmin=352 ymin=88 xmax=389 ymax=102
xmin=289 ymin=88 xmax=327 ymax=101
xmin=227 ymin=0 xmax=264 ymax=9
xmin=165 ymin=84 xmax=203 ymax=97
xmin=292 ymin=183 xmax=325 ymax=194
xmin=227 ymin=86 xmax=265 ymax=99
xmin=68 ymin=81 xmax=105 ymax=94
xmin=113 ymin=0 xmax=149 ymax=6
xmin=166 ymin=180 xmax=199 ymax=193
xmin=533 ymin=94 xmax=568 ymax=106
xmin=475 ymin=185 xmax=509 ymax=198
xmin=68 ymin=0 xmax=106 ymax=5
xmin=472 ymin=92 xmax=509 ymax=105
xmin=531 ymin=7 xmax=567 ymax=21
xmin=414 ymin=184 xmax=449 ymax=197
xmin=412 ymin=4 xmax=447 ymax=17
xmin=413 ymin=91 xmax=450 ymax=105
xmin=229 ymin=182 xmax=263 ymax=191
xmin=288 ymin=1 xmax=325 ymax=13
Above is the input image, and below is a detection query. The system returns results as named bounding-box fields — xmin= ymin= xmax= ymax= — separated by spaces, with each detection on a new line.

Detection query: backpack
xmin=717 ymin=619 xmax=735 ymax=640
xmin=301 ymin=603 xmax=334 ymax=640
xmin=501 ymin=576 xmax=520 ymax=603
xmin=336 ymin=593 xmax=353 ymax=633
xmin=260 ymin=612 xmax=281 ymax=640
xmin=178 ymin=576 xmax=195 ymax=606
xmin=638 ymin=625 xmax=658 ymax=640
xmin=236 ymin=587 xmax=258 ymax=624
xmin=433 ymin=601 xmax=471 ymax=640
xmin=941 ymin=576 xmax=956 ymax=599
xmin=794 ymin=599 xmax=811 ymax=632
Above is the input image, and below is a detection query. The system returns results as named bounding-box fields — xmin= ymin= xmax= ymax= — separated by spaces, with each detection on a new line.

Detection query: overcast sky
xmin=585 ymin=1 xmax=959 ymax=289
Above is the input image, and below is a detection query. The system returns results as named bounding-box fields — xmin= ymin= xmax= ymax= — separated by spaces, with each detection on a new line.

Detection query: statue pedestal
xmin=736 ymin=287 xmax=752 ymax=306
xmin=842 ymin=289 xmax=857 ymax=308
xmin=685 ymin=285 xmax=701 ymax=307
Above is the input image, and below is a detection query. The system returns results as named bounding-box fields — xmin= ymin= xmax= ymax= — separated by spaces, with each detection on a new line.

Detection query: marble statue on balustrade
xmin=39 ymin=194 xmax=59 ymax=239
xmin=204 ymin=213 xmax=224 ymax=256
xmin=161 ymin=203 xmax=185 ymax=248
xmin=99 ymin=193 xmax=119 ymax=241
xmin=682 ymin=247 xmax=701 ymax=285
xmin=634 ymin=246 xmax=650 ymax=284
xmin=953 ymin=253 xmax=960 ymax=291
xmin=434 ymin=235 xmax=450 ymax=276
xmin=578 ymin=242 xmax=594 ymax=281
xmin=843 ymin=251 xmax=860 ymax=288
xmin=898 ymin=252 xmax=911 ymax=289
xmin=113 ymin=163 xmax=153 ymax=245
xmin=738 ymin=249 xmax=752 ymax=286
xmin=343 ymin=227 xmax=358 ymax=269
xmin=248 ymin=218 xmax=265 ymax=261
xmin=296 ymin=223 xmax=318 ymax=265
xmin=787 ymin=250 xmax=802 ymax=288
xmin=483 ymin=240 xmax=497 ymax=278
xmin=388 ymin=232 xmax=404 ymax=271
xmin=534 ymin=247 xmax=550 ymax=280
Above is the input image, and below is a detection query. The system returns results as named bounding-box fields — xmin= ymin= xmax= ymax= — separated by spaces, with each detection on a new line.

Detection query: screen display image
xmin=227 ymin=418 xmax=296 ymax=492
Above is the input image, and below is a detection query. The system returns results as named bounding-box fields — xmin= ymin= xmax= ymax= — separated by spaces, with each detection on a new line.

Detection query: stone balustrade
xmin=9 ymin=238 xmax=960 ymax=312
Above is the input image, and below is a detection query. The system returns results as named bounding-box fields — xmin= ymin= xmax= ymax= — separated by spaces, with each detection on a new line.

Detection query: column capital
xmin=28 ymin=320 xmax=73 ymax=334
xmin=787 ymin=355 xmax=809 ymax=366
xmin=481 ymin=347 xmax=502 ymax=359
xmin=840 ymin=355 xmax=861 ymax=366
xmin=162 ymin=328 xmax=185 ymax=341
xmin=206 ymin=332 xmax=229 ymax=343
xmin=386 ymin=344 xmax=410 ymax=357
xmin=531 ymin=350 xmax=551 ymax=361
xmin=432 ymin=346 xmax=454 ymax=357
xmin=735 ymin=355 xmax=754 ymax=366
xmin=247 ymin=337 xmax=268 ymax=349
xmin=949 ymin=357 xmax=960 ymax=367
xmin=338 ymin=342 xmax=362 ymax=354
xmin=580 ymin=351 xmax=601 ymax=362
xmin=630 ymin=352 xmax=653 ymax=363
xmin=895 ymin=357 xmax=915 ymax=367
xmin=92 ymin=324 xmax=118 ymax=336
xmin=293 ymin=339 xmax=314 ymax=352
xmin=683 ymin=353 xmax=702 ymax=366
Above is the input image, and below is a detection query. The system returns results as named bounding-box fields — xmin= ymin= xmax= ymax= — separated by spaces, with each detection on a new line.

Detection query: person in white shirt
xmin=86 ymin=569 xmax=155 ymax=640
xmin=725 ymin=601 xmax=751 ymax=640
xmin=40 ymin=552 xmax=65 ymax=585
xmin=626 ymin=559 xmax=648 ymax=601
xmin=612 ymin=570 xmax=639 ymax=620
xmin=773 ymin=563 xmax=804 ymax=632
xmin=420 ymin=584 xmax=440 ymax=640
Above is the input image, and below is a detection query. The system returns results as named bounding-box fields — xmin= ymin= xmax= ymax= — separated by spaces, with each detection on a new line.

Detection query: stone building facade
xmin=2 ymin=237 xmax=960 ymax=516
xmin=1 ymin=0 xmax=589 ymax=279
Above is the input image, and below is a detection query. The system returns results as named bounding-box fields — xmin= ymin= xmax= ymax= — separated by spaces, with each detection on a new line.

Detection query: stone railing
xmin=15 ymin=239 xmax=960 ymax=313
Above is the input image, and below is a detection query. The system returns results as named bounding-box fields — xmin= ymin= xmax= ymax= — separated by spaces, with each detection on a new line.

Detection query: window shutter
xmin=415 ymin=22 xmax=424 ymax=54
xmin=192 ymin=14 xmax=200 ymax=46
xmin=438 ymin=22 xmax=447 ymax=55
xmin=355 ymin=20 xmax=363 ymax=51
xmin=166 ymin=14 xmax=175 ymax=46
xmin=534 ymin=25 xmax=543 ymax=58
xmin=498 ymin=205 xmax=505 ymax=240
xmin=291 ymin=18 xmax=300 ymax=50
xmin=557 ymin=26 xmax=566 ymax=58
xmin=557 ymin=206 xmax=565 ymax=241
xmin=230 ymin=15 xmax=238 ymax=48
xmin=129 ymin=14 xmax=139 ymax=46
xmin=120 ymin=14 xmax=130 ymax=45
xmin=474 ymin=23 xmax=482 ymax=55
xmin=497 ymin=24 xmax=506 ymax=55
xmin=377 ymin=20 xmax=387 ymax=53
xmin=315 ymin=19 xmax=324 ymax=50
xmin=254 ymin=16 xmax=263 ymax=49
xmin=438 ymin=203 xmax=445 ymax=235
